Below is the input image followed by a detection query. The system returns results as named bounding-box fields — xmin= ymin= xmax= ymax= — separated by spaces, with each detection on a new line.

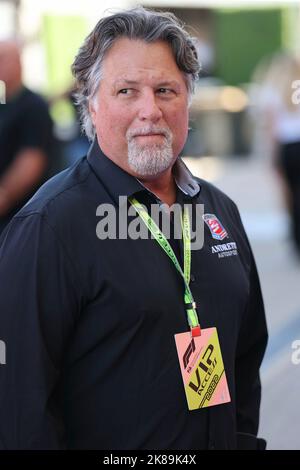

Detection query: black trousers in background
xmin=279 ymin=141 xmax=300 ymax=253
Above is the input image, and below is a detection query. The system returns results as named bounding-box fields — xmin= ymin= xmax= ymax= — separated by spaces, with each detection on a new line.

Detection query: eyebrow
xmin=112 ymin=79 xmax=139 ymax=91
xmin=112 ymin=79 xmax=182 ymax=90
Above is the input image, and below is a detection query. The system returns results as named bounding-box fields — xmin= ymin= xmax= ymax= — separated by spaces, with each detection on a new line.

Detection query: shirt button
xmin=190 ymin=274 xmax=196 ymax=282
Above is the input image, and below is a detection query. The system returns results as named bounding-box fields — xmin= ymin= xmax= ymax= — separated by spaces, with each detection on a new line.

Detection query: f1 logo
xmin=183 ymin=338 xmax=195 ymax=369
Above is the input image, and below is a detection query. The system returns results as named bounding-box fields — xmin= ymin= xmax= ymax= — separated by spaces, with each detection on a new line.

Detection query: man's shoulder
xmin=195 ymin=176 xmax=237 ymax=209
xmin=194 ymin=176 xmax=252 ymax=261
xmin=193 ymin=175 xmax=245 ymax=232
xmin=15 ymin=157 xmax=92 ymax=220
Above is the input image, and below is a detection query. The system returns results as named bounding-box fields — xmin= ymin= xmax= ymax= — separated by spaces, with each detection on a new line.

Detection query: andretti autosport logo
xmin=203 ymin=213 xmax=228 ymax=241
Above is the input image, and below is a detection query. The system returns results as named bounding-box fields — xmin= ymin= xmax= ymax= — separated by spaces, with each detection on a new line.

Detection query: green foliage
xmin=214 ymin=8 xmax=283 ymax=85
xmin=42 ymin=14 xmax=88 ymax=94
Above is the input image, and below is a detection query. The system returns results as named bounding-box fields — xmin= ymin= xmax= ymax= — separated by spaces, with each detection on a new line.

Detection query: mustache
xmin=126 ymin=126 xmax=172 ymax=141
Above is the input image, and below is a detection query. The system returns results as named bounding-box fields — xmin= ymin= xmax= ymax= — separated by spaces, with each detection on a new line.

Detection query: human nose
xmin=137 ymin=90 xmax=163 ymax=123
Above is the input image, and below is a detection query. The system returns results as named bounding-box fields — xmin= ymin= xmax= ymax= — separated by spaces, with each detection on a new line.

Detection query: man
xmin=0 ymin=40 xmax=55 ymax=233
xmin=0 ymin=8 xmax=268 ymax=450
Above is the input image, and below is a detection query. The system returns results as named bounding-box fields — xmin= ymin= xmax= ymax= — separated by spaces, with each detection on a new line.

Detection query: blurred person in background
xmin=49 ymin=84 xmax=90 ymax=167
xmin=0 ymin=40 xmax=56 ymax=233
xmin=253 ymin=52 xmax=300 ymax=256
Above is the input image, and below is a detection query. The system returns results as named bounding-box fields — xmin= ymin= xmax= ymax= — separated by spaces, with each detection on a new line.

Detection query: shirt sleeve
xmin=0 ymin=213 xmax=82 ymax=449
xmin=234 ymin=211 xmax=268 ymax=449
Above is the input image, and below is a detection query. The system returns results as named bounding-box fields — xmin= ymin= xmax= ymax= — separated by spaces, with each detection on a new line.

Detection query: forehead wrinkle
xmin=111 ymin=73 xmax=183 ymax=91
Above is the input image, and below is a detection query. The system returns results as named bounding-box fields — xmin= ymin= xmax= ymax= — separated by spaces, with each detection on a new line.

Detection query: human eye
xmin=118 ymin=88 xmax=133 ymax=95
xmin=157 ymin=88 xmax=174 ymax=96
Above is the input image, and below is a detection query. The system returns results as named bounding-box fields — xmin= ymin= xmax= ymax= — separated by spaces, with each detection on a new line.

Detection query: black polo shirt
xmin=0 ymin=139 xmax=268 ymax=450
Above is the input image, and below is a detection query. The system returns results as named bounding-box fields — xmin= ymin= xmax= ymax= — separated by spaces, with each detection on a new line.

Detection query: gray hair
xmin=72 ymin=6 xmax=201 ymax=141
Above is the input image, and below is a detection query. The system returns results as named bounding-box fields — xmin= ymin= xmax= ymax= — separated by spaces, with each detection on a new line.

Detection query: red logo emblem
xmin=203 ymin=214 xmax=228 ymax=241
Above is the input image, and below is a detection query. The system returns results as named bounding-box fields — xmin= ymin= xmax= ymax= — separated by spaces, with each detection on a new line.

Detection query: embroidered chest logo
xmin=211 ymin=242 xmax=238 ymax=258
xmin=202 ymin=214 xmax=228 ymax=241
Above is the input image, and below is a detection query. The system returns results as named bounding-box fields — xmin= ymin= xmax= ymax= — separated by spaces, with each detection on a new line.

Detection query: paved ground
xmin=184 ymin=154 xmax=300 ymax=450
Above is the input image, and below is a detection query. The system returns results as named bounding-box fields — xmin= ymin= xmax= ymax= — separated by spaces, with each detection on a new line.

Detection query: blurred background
xmin=0 ymin=0 xmax=300 ymax=449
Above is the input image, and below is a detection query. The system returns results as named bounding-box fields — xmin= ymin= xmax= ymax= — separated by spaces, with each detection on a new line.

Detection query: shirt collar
xmin=172 ymin=157 xmax=201 ymax=198
xmin=87 ymin=138 xmax=201 ymax=205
